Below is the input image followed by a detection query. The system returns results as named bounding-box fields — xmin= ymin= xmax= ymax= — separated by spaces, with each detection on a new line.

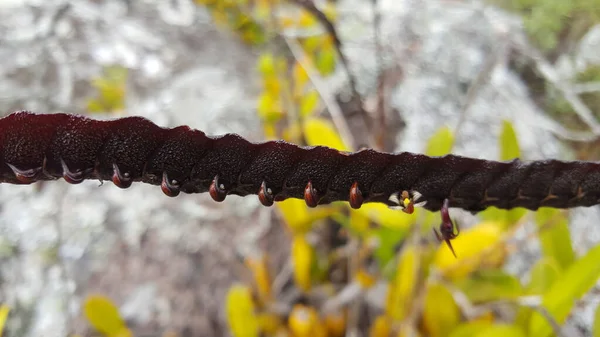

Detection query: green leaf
xmin=475 ymin=324 xmax=526 ymax=337
xmin=457 ymin=270 xmax=522 ymax=303
xmin=371 ymin=226 xmax=408 ymax=271
xmin=449 ymin=322 xmax=493 ymax=337
xmin=515 ymin=257 xmax=561 ymax=329
xmin=535 ymin=208 xmax=575 ymax=269
xmin=528 ymin=257 xmax=561 ymax=294
xmin=499 ymin=120 xmax=520 ymax=161
xmin=529 ymin=243 xmax=600 ymax=337
xmin=450 ymin=323 xmax=526 ymax=337
xmin=425 ymin=126 xmax=454 ymax=156
xmin=316 ymin=49 xmax=336 ymax=75
xmin=299 ymin=90 xmax=320 ymax=117
xmin=479 ymin=206 xmax=526 ymax=229
xmin=594 ymin=302 xmax=600 ymax=337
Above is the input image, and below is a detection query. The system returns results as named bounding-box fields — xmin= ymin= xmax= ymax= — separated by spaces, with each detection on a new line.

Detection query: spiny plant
xmin=3 ymin=1 xmax=600 ymax=337
xmin=1 ymin=111 xmax=600 ymax=336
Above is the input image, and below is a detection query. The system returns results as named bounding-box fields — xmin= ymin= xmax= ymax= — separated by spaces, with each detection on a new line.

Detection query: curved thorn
xmin=6 ymin=163 xmax=41 ymax=184
xmin=161 ymin=171 xmax=180 ymax=197
xmin=61 ymin=158 xmax=84 ymax=184
xmin=258 ymin=180 xmax=274 ymax=207
xmin=209 ymin=175 xmax=226 ymax=202
xmin=112 ymin=163 xmax=132 ymax=189
xmin=349 ymin=182 xmax=363 ymax=209
xmin=303 ymin=181 xmax=318 ymax=208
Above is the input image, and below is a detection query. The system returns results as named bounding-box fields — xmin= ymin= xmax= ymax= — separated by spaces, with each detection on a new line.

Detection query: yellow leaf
xmin=355 ymin=268 xmax=377 ymax=288
xmin=357 ymin=203 xmax=416 ymax=230
xmin=262 ymin=123 xmax=277 ymax=139
xmin=324 ymin=310 xmax=346 ymax=337
xmin=323 ymin=2 xmax=338 ymax=21
xmin=293 ymin=61 xmax=310 ymax=93
xmin=422 ymin=283 xmax=460 ymax=337
xmin=302 ymin=117 xmax=349 ymax=151
xmin=425 ymin=126 xmax=454 ymax=156
xmin=263 ymin=76 xmax=281 ymax=96
xmin=396 ymin=325 xmax=420 ymax=337
xmin=292 ymin=234 xmax=314 ymax=292
xmin=83 ymin=295 xmax=128 ymax=336
xmin=529 ymin=243 xmax=600 ymax=337
xmin=288 ymin=304 xmax=319 ymax=337
xmin=258 ymin=53 xmax=276 ymax=76
xmin=475 ymin=324 xmax=526 ymax=337
xmin=369 ymin=315 xmax=391 ymax=337
xmin=349 ymin=208 xmax=370 ymax=236
xmin=302 ymin=36 xmax=323 ymax=53
xmin=386 ymin=245 xmax=419 ymax=321
xmin=433 ymin=222 xmax=505 ymax=280
xmin=276 ymin=198 xmax=332 ymax=234
xmin=449 ymin=322 xmax=494 ymax=337
xmin=226 ymin=284 xmax=259 ymax=337
xmin=279 ymin=16 xmax=296 ymax=28
xmin=284 ymin=117 xmax=349 ymax=150
xmin=245 ymin=254 xmax=272 ymax=304
xmin=194 ymin=0 xmax=217 ymax=5
xmin=257 ymin=313 xmax=282 ymax=336
xmin=257 ymin=92 xmax=283 ymax=123
xmin=0 ymin=305 xmax=9 ymax=337
xmin=298 ymin=10 xmax=317 ymax=27
xmin=299 ymin=90 xmax=320 ymax=117
xmin=316 ymin=49 xmax=336 ymax=75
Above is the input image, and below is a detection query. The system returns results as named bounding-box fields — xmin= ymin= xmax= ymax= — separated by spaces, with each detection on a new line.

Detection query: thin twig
xmin=572 ymin=81 xmax=600 ymax=94
xmin=512 ymin=38 xmax=600 ymax=135
xmin=283 ymin=36 xmax=357 ymax=150
xmin=453 ymin=36 xmax=507 ymax=139
xmin=371 ymin=0 xmax=386 ymax=150
xmin=495 ymin=86 xmax=599 ymax=142
xmin=288 ymin=0 xmax=374 ymax=145
xmin=289 ymin=0 xmax=361 ymax=102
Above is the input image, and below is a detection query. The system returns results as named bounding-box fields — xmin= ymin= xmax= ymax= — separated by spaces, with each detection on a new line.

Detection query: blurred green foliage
xmin=86 ymin=65 xmax=128 ymax=114
xmin=494 ymin=0 xmax=600 ymax=52
xmin=549 ymin=65 xmax=600 ymax=131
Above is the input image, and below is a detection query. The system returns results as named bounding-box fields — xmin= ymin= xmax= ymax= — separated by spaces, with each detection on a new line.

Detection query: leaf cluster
xmin=223 ymin=118 xmax=600 ymax=337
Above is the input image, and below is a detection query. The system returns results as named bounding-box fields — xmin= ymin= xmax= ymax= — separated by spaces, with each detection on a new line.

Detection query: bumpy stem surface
xmin=1 ymin=111 xmax=599 ymax=213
